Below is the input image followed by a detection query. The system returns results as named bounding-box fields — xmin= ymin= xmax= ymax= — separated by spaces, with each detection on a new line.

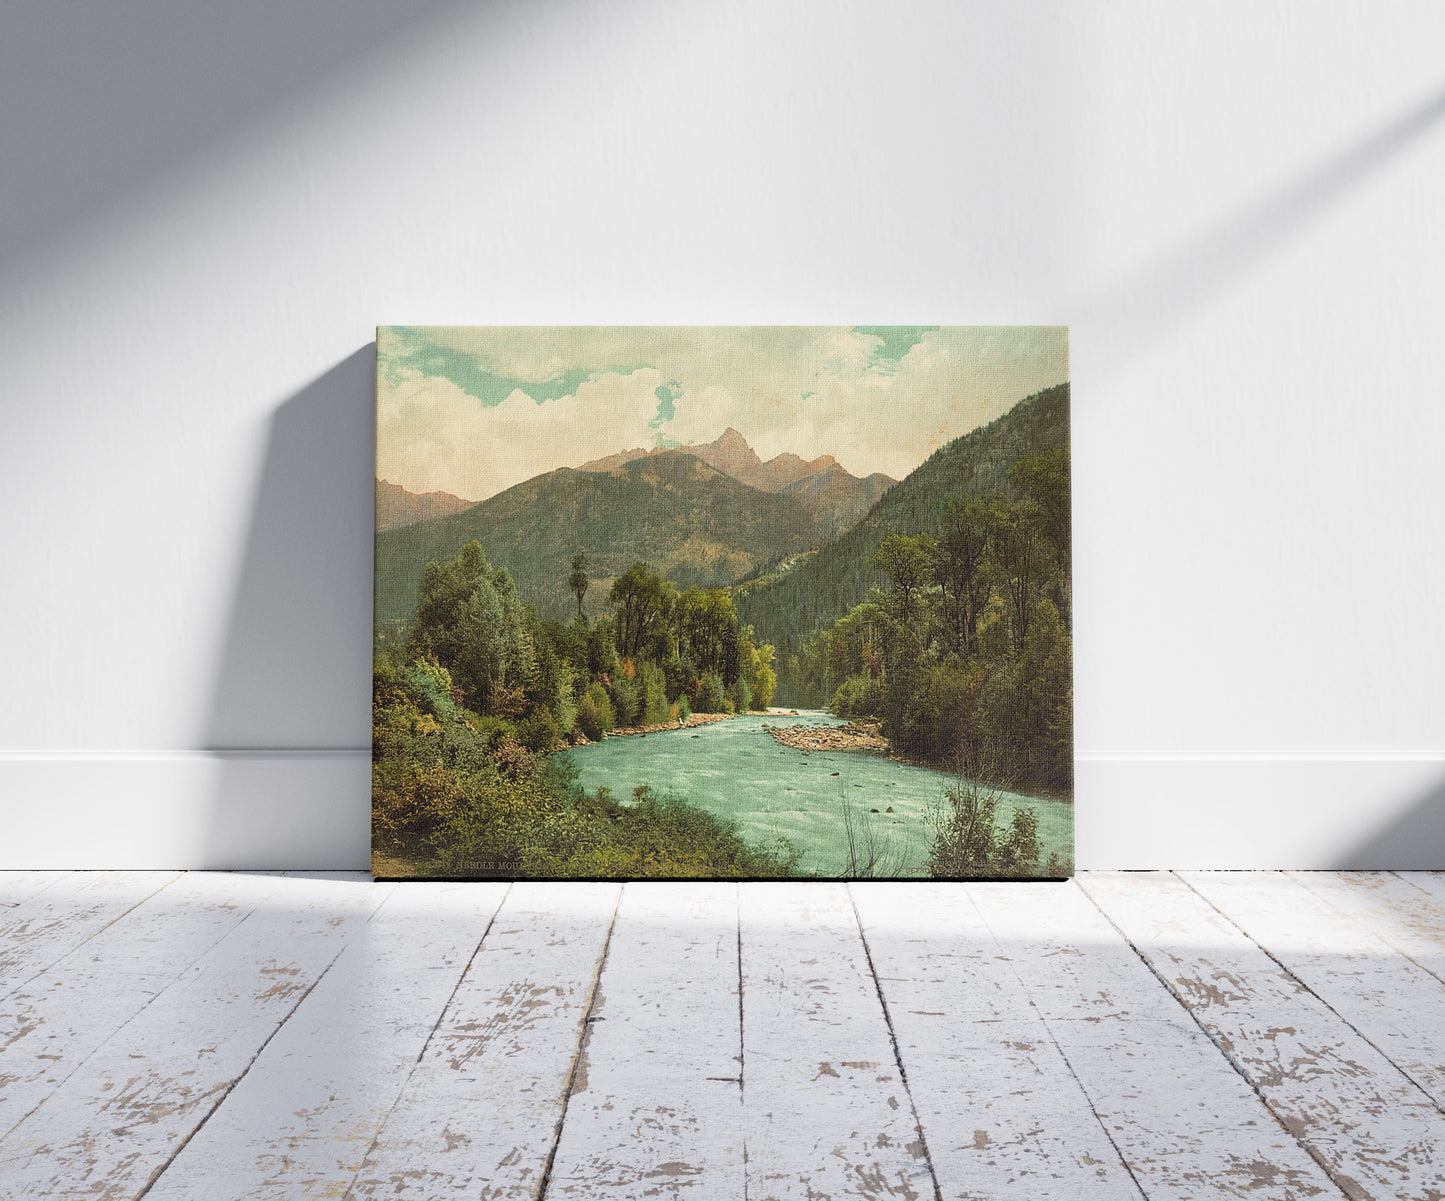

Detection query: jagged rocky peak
xmin=576 ymin=428 xmax=891 ymax=505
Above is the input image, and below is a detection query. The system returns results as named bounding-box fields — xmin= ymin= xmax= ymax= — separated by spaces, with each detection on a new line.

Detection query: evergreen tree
xmin=568 ymin=552 xmax=590 ymax=616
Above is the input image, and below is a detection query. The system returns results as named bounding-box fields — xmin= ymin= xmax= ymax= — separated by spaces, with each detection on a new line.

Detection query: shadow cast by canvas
xmin=200 ymin=346 xmax=376 ymax=867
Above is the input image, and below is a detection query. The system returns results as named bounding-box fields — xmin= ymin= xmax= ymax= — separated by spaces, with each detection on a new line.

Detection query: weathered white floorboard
xmin=345 ymin=881 xmax=621 ymax=1200
xmin=1084 ymin=871 xmax=1445 ymax=1200
xmin=0 ymin=871 xmax=181 ymax=1000
xmin=10 ymin=871 xmax=1445 ymax=1201
xmin=740 ymin=882 xmax=936 ymax=1201
xmin=0 ymin=871 xmax=289 ymax=1139
xmin=544 ymin=882 xmax=744 ymax=1199
xmin=1183 ymin=870 xmax=1445 ymax=1111
xmin=976 ymin=881 xmax=1341 ymax=1200
xmin=0 ymin=871 xmax=68 ymax=908
xmin=1394 ymin=872 xmax=1445 ymax=911
xmin=143 ymin=880 xmax=509 ymax=1201
xmin=1289 ymin=872 xmax=1445 ymax=982
xmin=851 ymin=882 xmax=1143 ymax=1200
xmin=0 ymin=872 xmax=389 ymax=1198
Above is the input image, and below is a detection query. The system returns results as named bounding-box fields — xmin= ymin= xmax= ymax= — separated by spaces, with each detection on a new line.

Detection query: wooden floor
xmin=2 ymin=874 xmax=1445 ymax=1199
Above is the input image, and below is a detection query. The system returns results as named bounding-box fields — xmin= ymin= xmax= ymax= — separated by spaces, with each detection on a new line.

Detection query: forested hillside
xmin=375 ymin=453 xmax=835 ymax=628
xmin=737 ymin=384 xmax=1070 ymax=650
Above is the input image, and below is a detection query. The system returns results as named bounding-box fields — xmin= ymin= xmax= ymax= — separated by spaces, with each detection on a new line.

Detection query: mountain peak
xmin=575 ymin=430 xmax=889 ymax=533
xmin=702 ymin=426 xmax=763 ymax=477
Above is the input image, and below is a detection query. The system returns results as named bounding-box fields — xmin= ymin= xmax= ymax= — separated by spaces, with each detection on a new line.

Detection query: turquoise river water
xmin=568 ymin=711 xmax=1073 ymax=877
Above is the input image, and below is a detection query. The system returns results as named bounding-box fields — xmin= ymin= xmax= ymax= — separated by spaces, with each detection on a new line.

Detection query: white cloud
xmin=377 ymin=367 xmax=664 ymax=501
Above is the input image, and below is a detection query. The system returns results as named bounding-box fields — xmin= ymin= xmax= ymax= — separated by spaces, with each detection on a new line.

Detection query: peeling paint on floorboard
xmin=977 ymin=880 xmax=1342 ymax=1200
xmin=1082 ymin=871 xmax=1445 ymax=1200
xmin=851 ymin=882 xmax=1144 ymax=1200
xmin=740 ymin=882 xmax=938 ymax=1200
xmin=143 ymin=881 xmax=509 ymax=1200
xmin=342 ymin=881 xmax=621 ymax=1200
xmin=543 ymin=882 xmax=744 ymax=1199
xmin=0 ymin=872 xmax=388 ymax=1198
xmin=2 ymin=872 xmax=1444 ymax=1201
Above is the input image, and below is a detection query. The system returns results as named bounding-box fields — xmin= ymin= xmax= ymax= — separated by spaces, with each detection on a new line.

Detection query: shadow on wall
xmin=1335 ymin=772 xmax=1445 ymax=871
xmin=201 ymin=347 xmax=377 ymax=869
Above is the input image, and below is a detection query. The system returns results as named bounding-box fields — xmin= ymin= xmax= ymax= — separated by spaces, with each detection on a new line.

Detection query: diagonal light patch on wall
xmin=1074 ymin=82 xmax=1445 ymax=382
xmin=0 ymin=0 xmax=484 ymax=280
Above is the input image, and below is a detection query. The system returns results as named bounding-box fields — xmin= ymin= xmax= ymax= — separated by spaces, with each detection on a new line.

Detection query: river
xmin=567 ymin=710 xmax=1073 ymax=878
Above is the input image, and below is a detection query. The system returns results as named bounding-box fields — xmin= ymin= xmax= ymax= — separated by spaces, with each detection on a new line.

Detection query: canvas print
xmin=373 ymin=327 xmax=1072 ymax=879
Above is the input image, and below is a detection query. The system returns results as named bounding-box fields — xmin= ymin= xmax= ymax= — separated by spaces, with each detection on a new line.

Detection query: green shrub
xmin=728 ymin=676 xmax=752 ymax=714
xmin=830 ymin=672 xmax=880 ymax=718
xmin=552 ymin=663 xmax=577 ymax=736
xmin=372 ymin=760 xmax=465 ymax=855
xmin=926 ymin=778 xmax=1042 ymax=878
xmin=459 ymin=711 xmax=518 ymax=749
xmin=608 ymin=673 xmax=641 ymax=727
xmin=516 ymin=707 xmax=563 ymax=752
xmin=695 ymin=671 xmax=726 ymax=713
xmin=404 ymin=657 xmax=458 ymax=719
xmin=576 ymin=681 xmax=616 ymax=741
xmin=500 ymin=784 xmax=801 ymax=878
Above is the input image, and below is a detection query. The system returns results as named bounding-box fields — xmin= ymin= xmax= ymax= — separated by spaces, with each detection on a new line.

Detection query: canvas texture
xmin=373 ymin=326 xmax=1072 ymax=879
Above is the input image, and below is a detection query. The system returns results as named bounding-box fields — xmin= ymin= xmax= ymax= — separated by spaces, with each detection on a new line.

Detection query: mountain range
xmin=376 ymin=429 xmax=897 ymax=627
xmin=577 ymin=429 xmax=894 ymax=533
xmin=375 ymin=452 xmax=838 ymax=627
xmin=375 ymin=479 xmax=473 ymax=531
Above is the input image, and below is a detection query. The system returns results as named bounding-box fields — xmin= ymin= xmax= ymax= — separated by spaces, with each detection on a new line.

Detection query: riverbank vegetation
xmin=773 ymin=444 xmax=1072 ymax=795
xmin=926 ymin=772 xmax=1068 ymax=878
xmin=372 ymin=541 xmax=794 ymax=876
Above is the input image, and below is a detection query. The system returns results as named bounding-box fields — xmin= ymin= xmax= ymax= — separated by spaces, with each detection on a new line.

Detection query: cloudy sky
xmin=377 ymin=326 xmax=1068 ymax=502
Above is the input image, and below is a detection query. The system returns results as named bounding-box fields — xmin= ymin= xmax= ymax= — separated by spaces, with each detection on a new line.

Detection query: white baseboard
xmin=0 ymin=752 xmax=1441 ymax=870
xmin=1076 ymin=754 xmax=1445 ymax=869
xmin=0 ymin=751 xmax=370 ymax=870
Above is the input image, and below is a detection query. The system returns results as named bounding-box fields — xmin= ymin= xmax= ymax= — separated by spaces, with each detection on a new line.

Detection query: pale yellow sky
xmin=377 ymin=326 xmax=1068 ymax=502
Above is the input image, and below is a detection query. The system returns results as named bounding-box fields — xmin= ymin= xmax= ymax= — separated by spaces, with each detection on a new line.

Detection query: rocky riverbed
xmin=764 ymin=720 xmax=891 ymax=755
xmin=570 ymin=712 xmax=734 ymax=745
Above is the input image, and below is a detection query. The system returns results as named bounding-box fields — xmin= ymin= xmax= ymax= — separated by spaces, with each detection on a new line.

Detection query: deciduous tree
xmin=608 ymin=562 xmax=674 ymax=660
xmin=936 ymin=495 xmax=999 ymax=653
xmin=873 ymin=533 xmax=937 ymax=627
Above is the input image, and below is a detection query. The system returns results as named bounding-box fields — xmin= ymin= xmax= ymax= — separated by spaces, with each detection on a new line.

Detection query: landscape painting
xmin=373 ymin=326 xmax=1072 ymax=879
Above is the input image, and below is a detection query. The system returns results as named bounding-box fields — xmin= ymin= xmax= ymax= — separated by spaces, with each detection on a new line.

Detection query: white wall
xmin=2 ymin=0 xmax=1442 ymax=869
